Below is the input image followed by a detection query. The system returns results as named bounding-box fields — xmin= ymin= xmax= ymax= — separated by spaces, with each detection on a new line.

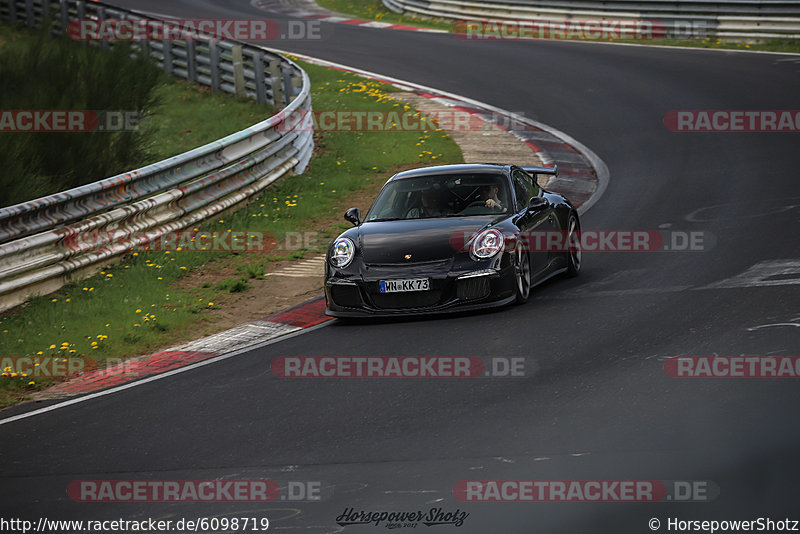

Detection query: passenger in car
xmin=406 ymin=188 xmax=446 ymax=218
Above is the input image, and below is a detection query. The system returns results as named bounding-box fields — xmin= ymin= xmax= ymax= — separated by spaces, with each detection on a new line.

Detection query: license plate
xmin=379 ymin=278 xmax=430 ymax=293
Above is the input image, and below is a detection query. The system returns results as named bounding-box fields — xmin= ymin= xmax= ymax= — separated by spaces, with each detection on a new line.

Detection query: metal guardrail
xmin=0 ymin=0 xmax=315 ymax=311
xmin=383 ymin=0 xmax=800 ymax=39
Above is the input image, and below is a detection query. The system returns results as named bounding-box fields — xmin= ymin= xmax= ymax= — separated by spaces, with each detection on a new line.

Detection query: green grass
xmin=612 ymin=36 xmax=800 ymax=53
xmin=315 ymin=0 xmax=800 ymax=54
xmin=146 ymin=79 xmax=275 ymax=163
xmin=316 ymin=0 xmax=453 ymax=31
xmin=0 ymin=59 xmax=463 ymax=406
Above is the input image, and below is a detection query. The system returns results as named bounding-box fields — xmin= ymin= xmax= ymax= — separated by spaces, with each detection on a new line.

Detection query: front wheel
xmin=565 ymin=212 xmax=581 ymax=277
xmin=514 ymin=248 xmax=531 ymax=304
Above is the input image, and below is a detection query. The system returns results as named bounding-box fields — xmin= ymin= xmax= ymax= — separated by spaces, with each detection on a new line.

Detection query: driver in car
xmin=479 ymin=185 xmax=505 ymax=212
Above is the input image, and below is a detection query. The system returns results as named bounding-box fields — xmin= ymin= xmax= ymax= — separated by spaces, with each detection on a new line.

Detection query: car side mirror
xmin=344 ymin=207 xmax=362 ymax=226
xmin=528 ymin=197 xmax=547 ymax=211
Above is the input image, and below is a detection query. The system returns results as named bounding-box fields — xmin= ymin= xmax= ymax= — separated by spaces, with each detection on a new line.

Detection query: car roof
xmin=391 ymin=163 xmax=512 ymax=180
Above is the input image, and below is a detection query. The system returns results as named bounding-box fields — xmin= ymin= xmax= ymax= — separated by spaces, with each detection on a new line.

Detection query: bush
xmin=216 ymin=277 xmax=252 ymax=293
xmin=0 ymin=22 xmax=163 ymax=207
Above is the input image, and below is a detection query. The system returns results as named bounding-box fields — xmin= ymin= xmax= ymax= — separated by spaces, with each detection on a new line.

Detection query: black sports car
xmin=324 ymin=163 xmax=581 ymax=317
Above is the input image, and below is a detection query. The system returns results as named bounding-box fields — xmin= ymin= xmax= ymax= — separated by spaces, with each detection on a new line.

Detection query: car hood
xmin=357 ymin=216 xmax=498 ymax=264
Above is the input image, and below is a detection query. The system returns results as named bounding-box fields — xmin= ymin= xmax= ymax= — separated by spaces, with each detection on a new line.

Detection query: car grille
xmin=370 ymin=291 xmax=443 ymax=310
xmin=364 ymin=259 xmax=453 ymax=275
xmin=456 ymin=277 xmax=491 ymax=300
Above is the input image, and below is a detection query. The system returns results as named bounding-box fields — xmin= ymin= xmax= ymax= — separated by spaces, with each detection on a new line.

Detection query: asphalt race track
xmin=2 ymin=2 xmax=800 ymax=532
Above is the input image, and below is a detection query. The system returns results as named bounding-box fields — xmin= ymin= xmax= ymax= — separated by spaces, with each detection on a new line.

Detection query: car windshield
xmin=365 ymin=173 xmax=511 ymax=221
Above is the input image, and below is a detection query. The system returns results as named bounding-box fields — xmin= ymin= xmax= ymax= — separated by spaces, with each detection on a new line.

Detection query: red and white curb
xmin=36 ymin=297 xmax=331 ymax=399
xmin=251 ymin=0 xmax=447 ymax=33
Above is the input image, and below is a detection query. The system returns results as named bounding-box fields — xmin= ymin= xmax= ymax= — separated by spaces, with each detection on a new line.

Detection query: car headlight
xmin=470 ymin=229 xmax=504 ymax=260
xmin=330 ymin=237 xmax=355 ymax=268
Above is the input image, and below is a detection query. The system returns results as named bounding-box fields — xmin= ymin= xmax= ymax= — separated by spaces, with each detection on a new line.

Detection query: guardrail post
xmin=267 ymin=58 xmax=286 ymax=108
xmin=231 ymin=45 xmax=246 ymax=99
xmin=6 ymin=0 xmax=17 ymax=24
xmin=24 ymin=0 xmax=34 ymax=27
xmin=186 ymin=40 xmax=197 ymax=82
xmin=137 ymin=12 xmax=151 ymax=61
xmin=162 ymin=40 xmax=173 ymax=75
xmin=281 ymin=62 xmax=296 ymax=102
xmin=96 ymin=6 xmax=110 ymax=49
xmin=42 ymin=0 xmax=51 ymax=22
xmin=252 ymin=51 xmax=267 ymax=105
xmin=59 ymin=0 xmax=68 ymax=34
xmin=209 ymin=40 xmax=221 ymax=93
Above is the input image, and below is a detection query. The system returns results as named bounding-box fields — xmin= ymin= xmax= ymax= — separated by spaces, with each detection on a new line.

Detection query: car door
xmin=512 ymin=168 xmax=556 ymax=279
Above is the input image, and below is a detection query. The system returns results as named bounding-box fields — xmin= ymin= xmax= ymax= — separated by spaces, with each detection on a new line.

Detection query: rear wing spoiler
xmin=521 ymin=164 xmax=558 ymax=178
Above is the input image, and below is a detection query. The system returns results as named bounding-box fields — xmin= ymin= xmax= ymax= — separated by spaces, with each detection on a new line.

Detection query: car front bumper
xmin=324 ymin=263 xmax=517 ymax=317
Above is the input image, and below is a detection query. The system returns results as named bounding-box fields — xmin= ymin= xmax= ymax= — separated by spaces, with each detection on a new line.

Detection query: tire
xmin=566 ymin=212 xmax=581 ymax=277
xmin=514 ymin=247 xmax=531 ymax=304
